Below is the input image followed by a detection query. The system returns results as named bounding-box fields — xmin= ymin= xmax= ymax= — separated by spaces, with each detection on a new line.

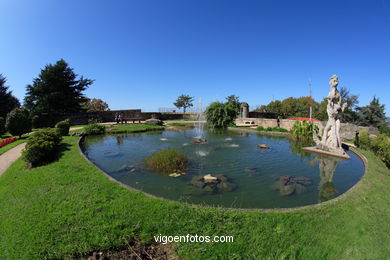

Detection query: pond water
xmin=80 ymin=128 xmax=364 ymax=209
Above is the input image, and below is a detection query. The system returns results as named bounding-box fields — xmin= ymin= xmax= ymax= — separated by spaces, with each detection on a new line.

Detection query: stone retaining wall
xmin=235 ymin=118 xmax=379 ymax=140
xmin=65 ymin=110 xmax=198 ymax=125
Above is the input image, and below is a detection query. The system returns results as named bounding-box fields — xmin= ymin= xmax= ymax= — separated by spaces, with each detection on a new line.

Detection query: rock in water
xmin=203 ymin=174 xmax=218 ymax=183
xmin=257 ymin=144 xmax=270 ymax=149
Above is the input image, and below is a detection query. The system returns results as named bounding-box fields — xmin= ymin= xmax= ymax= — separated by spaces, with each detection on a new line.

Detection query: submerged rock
xmin=190 ymin=174 xmax=236 ymax=193
xmin=192 ymin=138 xmax=207 ymax=144
xmin=274 ymin=176 xmax=312 ymax=196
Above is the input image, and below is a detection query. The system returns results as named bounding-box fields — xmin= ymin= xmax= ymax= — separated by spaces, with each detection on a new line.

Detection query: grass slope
xmin=0 ymin=137 xmax=389 ymax=259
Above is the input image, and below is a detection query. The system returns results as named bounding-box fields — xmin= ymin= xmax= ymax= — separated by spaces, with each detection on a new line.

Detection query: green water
xmin=81 ymin=128 xmax=364 ymax=209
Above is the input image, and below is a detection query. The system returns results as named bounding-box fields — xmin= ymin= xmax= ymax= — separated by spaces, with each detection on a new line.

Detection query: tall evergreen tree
xmin=0 ymin=74 xmax=20 ymax=118
xmin=357 ymin=96 xmax=387 ymax=127
xmin=24 ymin=59 xmax=93 ymax=117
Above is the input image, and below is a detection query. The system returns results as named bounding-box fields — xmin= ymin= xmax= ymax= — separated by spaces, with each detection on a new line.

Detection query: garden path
xmin=0 ymin=143 xmax=26 ymax=176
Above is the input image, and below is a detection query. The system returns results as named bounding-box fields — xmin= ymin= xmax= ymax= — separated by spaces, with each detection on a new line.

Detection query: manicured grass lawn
xmin=108 ymin=123 xmax=164 ymax=133
xmin=1 ymin=135 xmax=390 ymax=258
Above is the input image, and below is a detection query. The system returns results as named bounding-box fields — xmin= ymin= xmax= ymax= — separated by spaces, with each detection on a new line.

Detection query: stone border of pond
xmin=228 ymin=127 xmax=291 ymax=136
xmin=78 ymin=133 xmax=367 ymax=212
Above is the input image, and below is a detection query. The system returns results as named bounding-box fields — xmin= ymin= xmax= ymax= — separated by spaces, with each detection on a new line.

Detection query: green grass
xmin=0 ymin=133 xmax=12 ymax=142
xmin=0 ymin=136 xmax=390 ymax=259
xmin=108 ymin=123 xmax=164 ymax=133
xmin=0 ymin=139 xmax=26 ymax=155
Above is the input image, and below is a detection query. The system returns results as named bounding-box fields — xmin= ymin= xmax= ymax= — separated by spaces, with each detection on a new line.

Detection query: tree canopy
xmin=357 ymin=96 xmax=387 ymax=127
xmin=173 ymin=94 xmax=194 ymax=113
xmin=83 ymin=98 xmax=110 ymax=112
xmin=225 ymin=95 xmax=241 ymax=115
xmin=0 ymin=74 xmax=20 ymax=118
xmin=24 ymin=59 xmax=93 ymax=117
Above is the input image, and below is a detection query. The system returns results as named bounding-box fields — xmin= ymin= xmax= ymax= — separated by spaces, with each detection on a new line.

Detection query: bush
xmin=0 ymin=117 xmax=5 ymax=136
xmin=55 ymin=119 xmax=70 ymax=136
xmin=358 ymin=130 xmax=370 ymax=150
xmin=83 ymin=123 xmax=106 ymax=135
xmin=144 ymin=148 xmax=188 ymax=174
xmin=6 ymin=108 xmax=32 ymax=137
xmin=379 ymin=123 xmax=390 ymax=137
xmin=23 ymin=128 xmax=62 ymax=167
xmin=256 ymin=126 xmax=265 ymax=131
xmin=370 ymin=134 xmax=390 ymax=167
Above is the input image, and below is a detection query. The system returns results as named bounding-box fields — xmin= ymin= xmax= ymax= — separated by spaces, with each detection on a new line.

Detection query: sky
xmin=1 ymin=0 xmax=390 ymax=113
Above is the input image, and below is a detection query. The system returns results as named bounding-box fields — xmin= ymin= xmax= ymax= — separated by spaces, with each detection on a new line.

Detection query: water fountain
xmin=192 ymin=98 xmax=207 ymax=144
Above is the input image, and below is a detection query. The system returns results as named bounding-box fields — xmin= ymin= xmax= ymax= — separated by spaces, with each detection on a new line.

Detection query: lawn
xmin=0 ymin=135 xmax=390 ymax=259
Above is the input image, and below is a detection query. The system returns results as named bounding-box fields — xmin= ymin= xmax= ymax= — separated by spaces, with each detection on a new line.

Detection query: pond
xmin=80 ymin=128 xmax=364 ymax=209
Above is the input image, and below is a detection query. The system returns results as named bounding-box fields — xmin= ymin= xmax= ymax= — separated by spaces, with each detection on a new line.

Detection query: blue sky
xmin=1 ymin=0 xmax=389 ymax=113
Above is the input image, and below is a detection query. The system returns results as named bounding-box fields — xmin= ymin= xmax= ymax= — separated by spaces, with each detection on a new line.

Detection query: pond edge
xmin=78 ymin=133 xmax=368 ymax=213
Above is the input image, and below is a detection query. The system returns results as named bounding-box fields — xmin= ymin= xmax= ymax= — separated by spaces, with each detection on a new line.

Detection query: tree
xmin=316 ymin=98 xmax=328 ymax=121
xmin=24 ymin=59 xmax=93 ymax=119
xmin=5 ymin=108 xmax=31 ymax=137
xmin=339 ymin=86 xmax=360 ymax=123
xmin=0 ymin=74 xmax=20 ymax=118
xmin=83 ymin=98 xmax=110 ymax=112
xmin=225 ymin=95 xmax=240 ymax=115
xmin=205 ymin=102 xmax=236 ymax=128
xmin=173 ymin=94 xmax=194 ymax=113
xmin=357 ymin=96 xmax=387 ymax=127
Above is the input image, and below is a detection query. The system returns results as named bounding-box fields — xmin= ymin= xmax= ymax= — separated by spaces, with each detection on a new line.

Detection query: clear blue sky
xmin=1 ymin=0 xmax=389 ymax=113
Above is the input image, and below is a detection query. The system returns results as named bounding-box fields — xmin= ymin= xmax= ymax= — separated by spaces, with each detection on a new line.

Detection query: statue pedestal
xmin=302 ymin=146 xmax=351 ymax=160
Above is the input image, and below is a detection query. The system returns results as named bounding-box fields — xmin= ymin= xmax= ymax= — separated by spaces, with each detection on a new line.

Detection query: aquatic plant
xmin=144 ymin=148 xmax=188 ymax=174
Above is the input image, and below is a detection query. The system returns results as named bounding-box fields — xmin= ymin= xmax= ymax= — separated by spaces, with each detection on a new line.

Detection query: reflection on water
xmin=312 ymin=155 xmax=343 ymax=202
xmin=81 ymin=128 xmax=364 ymax=209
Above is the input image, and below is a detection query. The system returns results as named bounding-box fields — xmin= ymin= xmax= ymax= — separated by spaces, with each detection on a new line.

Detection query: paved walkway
xmin=0 ymin=143 xmax=26 ymax=176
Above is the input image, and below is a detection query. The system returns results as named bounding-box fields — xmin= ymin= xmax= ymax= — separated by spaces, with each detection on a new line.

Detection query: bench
xmin=117 ymin=118 xmax=143 ymax=124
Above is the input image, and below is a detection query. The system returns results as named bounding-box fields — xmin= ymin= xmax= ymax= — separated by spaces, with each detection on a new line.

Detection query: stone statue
xmin=316 ymin=75 xmax=347 ymax=154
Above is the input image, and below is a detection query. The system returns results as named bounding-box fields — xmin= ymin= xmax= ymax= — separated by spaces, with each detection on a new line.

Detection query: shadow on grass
xmin=55 ymin=142 xmax=72 ymax=162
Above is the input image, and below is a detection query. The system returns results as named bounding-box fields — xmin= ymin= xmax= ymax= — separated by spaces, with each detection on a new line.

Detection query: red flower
xmin=0 ymin=137 xmax=19 ymax=148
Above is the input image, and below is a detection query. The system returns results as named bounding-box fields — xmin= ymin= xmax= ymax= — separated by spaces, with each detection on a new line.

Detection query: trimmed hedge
xmin=23 ymin=128 xmax=62 ymax=167
xmin=55 ymin=119 xmax=70 ymax=136
xmin=5 ymin=108 xmax=32 ymax=137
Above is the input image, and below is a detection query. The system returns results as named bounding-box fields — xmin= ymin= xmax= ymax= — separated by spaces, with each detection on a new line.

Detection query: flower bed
xmin=0 ymin=137 xmax=19 ymax=148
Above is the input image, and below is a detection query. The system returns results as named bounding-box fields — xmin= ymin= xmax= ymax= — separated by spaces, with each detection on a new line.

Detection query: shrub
xmin=55 ymin=119 xmax=70 ymax=136
xmin=23 ymin=128 xmax=62 ymax=167
xmin=379 ymin=123 xmax=390 ymax=137
xmin=144 ymin=148 xmax=188 ymax=174
xmin=256 ymin=126 xmax=265 ymax=131
xmin=0 ymin=117 xmax=5 ymax=136
xmin=83 ymin=123 xmax=106 ymax=135
xmin=291 ymin=120 xmax=318 ymax=141
xmin=358 ymin=130 xmax=370 ymax=149
xmin=6 ymin=108 xmax=31 ymax=137
xmin=370 ymin=134 xmax=390 ymax=167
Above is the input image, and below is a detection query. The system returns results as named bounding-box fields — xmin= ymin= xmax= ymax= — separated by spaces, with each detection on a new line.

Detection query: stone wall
xmin=63 ymin=110 xmax=198 ymax=125
xmin=235 ymin=118 xmax=379 ymax=141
